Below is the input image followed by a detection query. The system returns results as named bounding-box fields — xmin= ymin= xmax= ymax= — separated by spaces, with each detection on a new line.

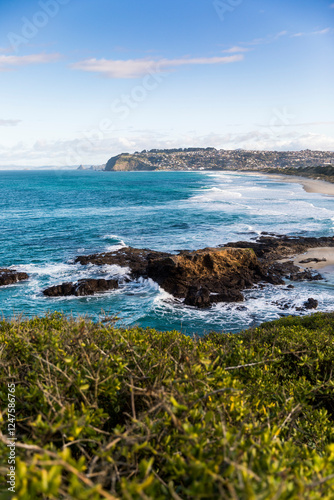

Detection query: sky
xmin=0 ymin=0 xmax=333 ymax=166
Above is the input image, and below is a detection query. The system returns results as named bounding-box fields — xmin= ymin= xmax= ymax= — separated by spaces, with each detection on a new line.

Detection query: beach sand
xmin=265 ymin=174 xmax=334 ymax=196
xmin=293 ymin=247 xmax=334 ymax=271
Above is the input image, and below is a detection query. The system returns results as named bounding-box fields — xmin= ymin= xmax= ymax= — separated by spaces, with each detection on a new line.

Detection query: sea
xmin=1 ymin=170 xmax=333 ymax=334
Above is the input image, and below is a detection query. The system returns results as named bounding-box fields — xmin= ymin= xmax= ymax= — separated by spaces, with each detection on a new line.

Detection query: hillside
xmin=104 ymin=148 xmax=334 ymax=177
xmin=105 ymin=154 xmax=155 ymax=171
xmin=1 ymin=312 xmax=334 ymax=499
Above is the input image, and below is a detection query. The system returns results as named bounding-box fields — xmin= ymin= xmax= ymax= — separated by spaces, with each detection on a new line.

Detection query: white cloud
xmin=71 ymin=55 xmax=244 ymax=79
xmin=222 ymin=46 xmax=251 ymax=53
xmin=312 ymin=28 xmax=331 ymax=35
xmin=291 ymin=27 xmax=331 ymax=37
xmin=246 ymin=31 xmax=288 ymax=46
xmin=1 ymin=129 xmax=334 ymax=167
xmin=256 ymin=120 xmax=334 ymax=128
xmin=0 ymin=119 xmax=21 ymax=127
xmin=0 ymin=53 xmax=61 ymax=71
xmin=245 ymin=28 xmax=330 ymax=45
xmin=274 ymin=31 xmax=288 ymax=39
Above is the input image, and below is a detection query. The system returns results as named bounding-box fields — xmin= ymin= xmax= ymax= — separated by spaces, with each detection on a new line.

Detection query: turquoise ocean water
xmin=1 ymin=170 xmax=333 ymax=334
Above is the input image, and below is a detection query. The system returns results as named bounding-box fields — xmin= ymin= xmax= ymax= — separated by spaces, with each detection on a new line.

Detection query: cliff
xmin=105 ymin=153 xmax=156 ymax=171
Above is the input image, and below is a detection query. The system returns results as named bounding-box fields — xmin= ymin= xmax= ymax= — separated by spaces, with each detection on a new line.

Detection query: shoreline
xmin=293 ymin=247 xmax=334 ymax=272
xmin=279 ymin=247 xmax=334 ymax=274
xmin=260 ymin=172 xmax=334 ymax=196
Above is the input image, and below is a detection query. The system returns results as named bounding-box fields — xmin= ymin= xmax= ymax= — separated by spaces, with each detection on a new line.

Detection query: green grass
xmin=1 ymin=312 xmax=334 ymax=499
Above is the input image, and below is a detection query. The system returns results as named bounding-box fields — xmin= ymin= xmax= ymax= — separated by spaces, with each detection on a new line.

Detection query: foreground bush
xmin=0 ymin=312 xmax=334 ymax=499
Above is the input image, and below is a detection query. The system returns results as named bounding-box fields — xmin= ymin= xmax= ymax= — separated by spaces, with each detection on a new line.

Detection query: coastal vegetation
xmin=264 ymin=165 xmax=334 ymax=184
xmin=1 ymin=312 xmax=334 ymax=499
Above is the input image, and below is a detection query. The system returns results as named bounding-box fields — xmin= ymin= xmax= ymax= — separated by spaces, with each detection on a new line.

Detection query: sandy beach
xmin=293 ymin=247 xmax=334 ymax=271
xmin=264 ymin=174 xmax=334 ymax=196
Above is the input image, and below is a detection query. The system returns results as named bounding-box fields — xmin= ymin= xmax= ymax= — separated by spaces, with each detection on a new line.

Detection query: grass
xmin=1 ymin=312 xmax=334 ymax=499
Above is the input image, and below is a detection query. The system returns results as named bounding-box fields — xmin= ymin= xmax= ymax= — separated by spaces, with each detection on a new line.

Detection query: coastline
xmin=293 ymin=247 xmax=334 ymax=271
xmin=261 ymin=173 xmax=334 ymax=196
xmin=278 ymin=247 xmax=334 ymax=274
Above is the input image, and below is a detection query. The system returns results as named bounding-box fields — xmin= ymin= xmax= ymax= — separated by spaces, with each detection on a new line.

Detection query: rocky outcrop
xmin=224 ymin=235 xmax=334 ymax=260
xmin=0 ymin=269 xmax=29 ymax=287
xmin=299 ymin=257 xmax=326 ymax=264
xmin=43 ymin=279 xmax=119 ymax=297
xmin=105 ymin=154 xmax=155 ymax=172
xmin=70 ymin=234 xmax=333 ymax=307
xmin=299 ymin=298 xmax=318 ymax=310
xmin=273 ymin=297 xmax=319 ymax=312
xmin=75 ymin=247 xmax=270 ymax=308
xmin=146 ymin=248 xmax=266 ymax=307
xmin=75 ymin=247 xmax=170 ymax=278
xmin=268 ymin=261 xmax=322 ymax=283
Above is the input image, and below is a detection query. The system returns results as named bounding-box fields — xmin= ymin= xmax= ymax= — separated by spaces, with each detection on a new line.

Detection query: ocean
xmin=1 ymin=170 xmax=333 ymax=334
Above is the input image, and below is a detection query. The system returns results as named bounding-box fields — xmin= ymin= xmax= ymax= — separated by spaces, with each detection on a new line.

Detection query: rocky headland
xmin=104 ymin=149 xmax=334 ymax=183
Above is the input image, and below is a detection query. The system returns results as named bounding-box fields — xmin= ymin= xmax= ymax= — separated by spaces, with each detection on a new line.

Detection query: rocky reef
xmin=223 ymin=234 xmax=334 ymax=260
xmin=0 ymin=269 xmax=29 ymax=287
xmin=43 ymin=279 xmax=119 ymax=297
xmin=40 ymin=234 xmax=334 ymax=308
xmin=69 ymin=235 xmax=331 ymax=307
xmin=74 ymin=247 xmax=268 ymax=307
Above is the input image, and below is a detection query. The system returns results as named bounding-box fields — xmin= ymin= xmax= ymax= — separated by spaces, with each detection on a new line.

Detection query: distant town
xmin=88 ymin=148 xmax=334 ymax=182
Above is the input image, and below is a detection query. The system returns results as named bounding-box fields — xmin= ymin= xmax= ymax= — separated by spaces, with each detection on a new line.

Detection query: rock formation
xmin=43 ymin=279 xmax=119 ymax=297
xmin=44 ymin=234 xmax=332 ymax=307
xmin=105 ymin=154 xmax=155 ymax=172
xmin=0 ymin=269 xmax=29 ymax=287
xmin=224 ymin=234 xmax=334 ymax=260
xmin=74 ymin=246 xmax=274 ymax=308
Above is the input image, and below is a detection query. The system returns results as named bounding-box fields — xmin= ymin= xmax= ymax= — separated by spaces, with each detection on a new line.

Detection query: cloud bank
xmin=0 ymin=53 xmax=60 ymax=71
xmin=0 ymin=119 xmax=21 ymax=126
xmin=1 ymin=129 xmax=333 ymax=167
xmin=71 ymin=54 xmax=244 ymax=79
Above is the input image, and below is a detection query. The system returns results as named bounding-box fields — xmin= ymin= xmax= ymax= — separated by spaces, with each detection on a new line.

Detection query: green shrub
xmin=0 ymin=312 xmax=334 ymax=499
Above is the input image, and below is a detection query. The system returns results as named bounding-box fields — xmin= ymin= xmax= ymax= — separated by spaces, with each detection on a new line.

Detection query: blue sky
xmin=0 ymin=0 xmax=333 ymax=166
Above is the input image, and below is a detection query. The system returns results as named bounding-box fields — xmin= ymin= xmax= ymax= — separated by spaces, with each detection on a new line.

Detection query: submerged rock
xmin=43 ymin=279 xmax=119 ymax=297
xmin=303 ymin=298 xmax=319 ymax=310
xmin=273 ymin=299 xmax=293 ymax=310
xmin=296 ymin=298 xmax=319 ymax=311
xmin=0 ymin=269 xmax=29 ymax=287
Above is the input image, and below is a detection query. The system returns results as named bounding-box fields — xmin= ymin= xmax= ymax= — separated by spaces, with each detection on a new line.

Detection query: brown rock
xmin=76 ymin=246 xmax=267 ymax=307
xmin=304 ymin=298 xmax=318 ymax=309
xmin=43 ymin=279 xmax=119 ymax=297
xmin=75 ymin=247 xmax=170 ymax=279
xmin=224 ymin=235 xmax=334 ymax=261
xmin=0 ymin=269 xmax=29 ymax=287
xmin=147 ymin=247 xmax=266 ymax=305
xmin=72 ymin=234 xmax=333 ymax=308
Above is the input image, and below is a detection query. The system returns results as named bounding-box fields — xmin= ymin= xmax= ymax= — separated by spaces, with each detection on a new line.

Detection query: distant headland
xmin=103 ymin=148 xmax=334 ymax=184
